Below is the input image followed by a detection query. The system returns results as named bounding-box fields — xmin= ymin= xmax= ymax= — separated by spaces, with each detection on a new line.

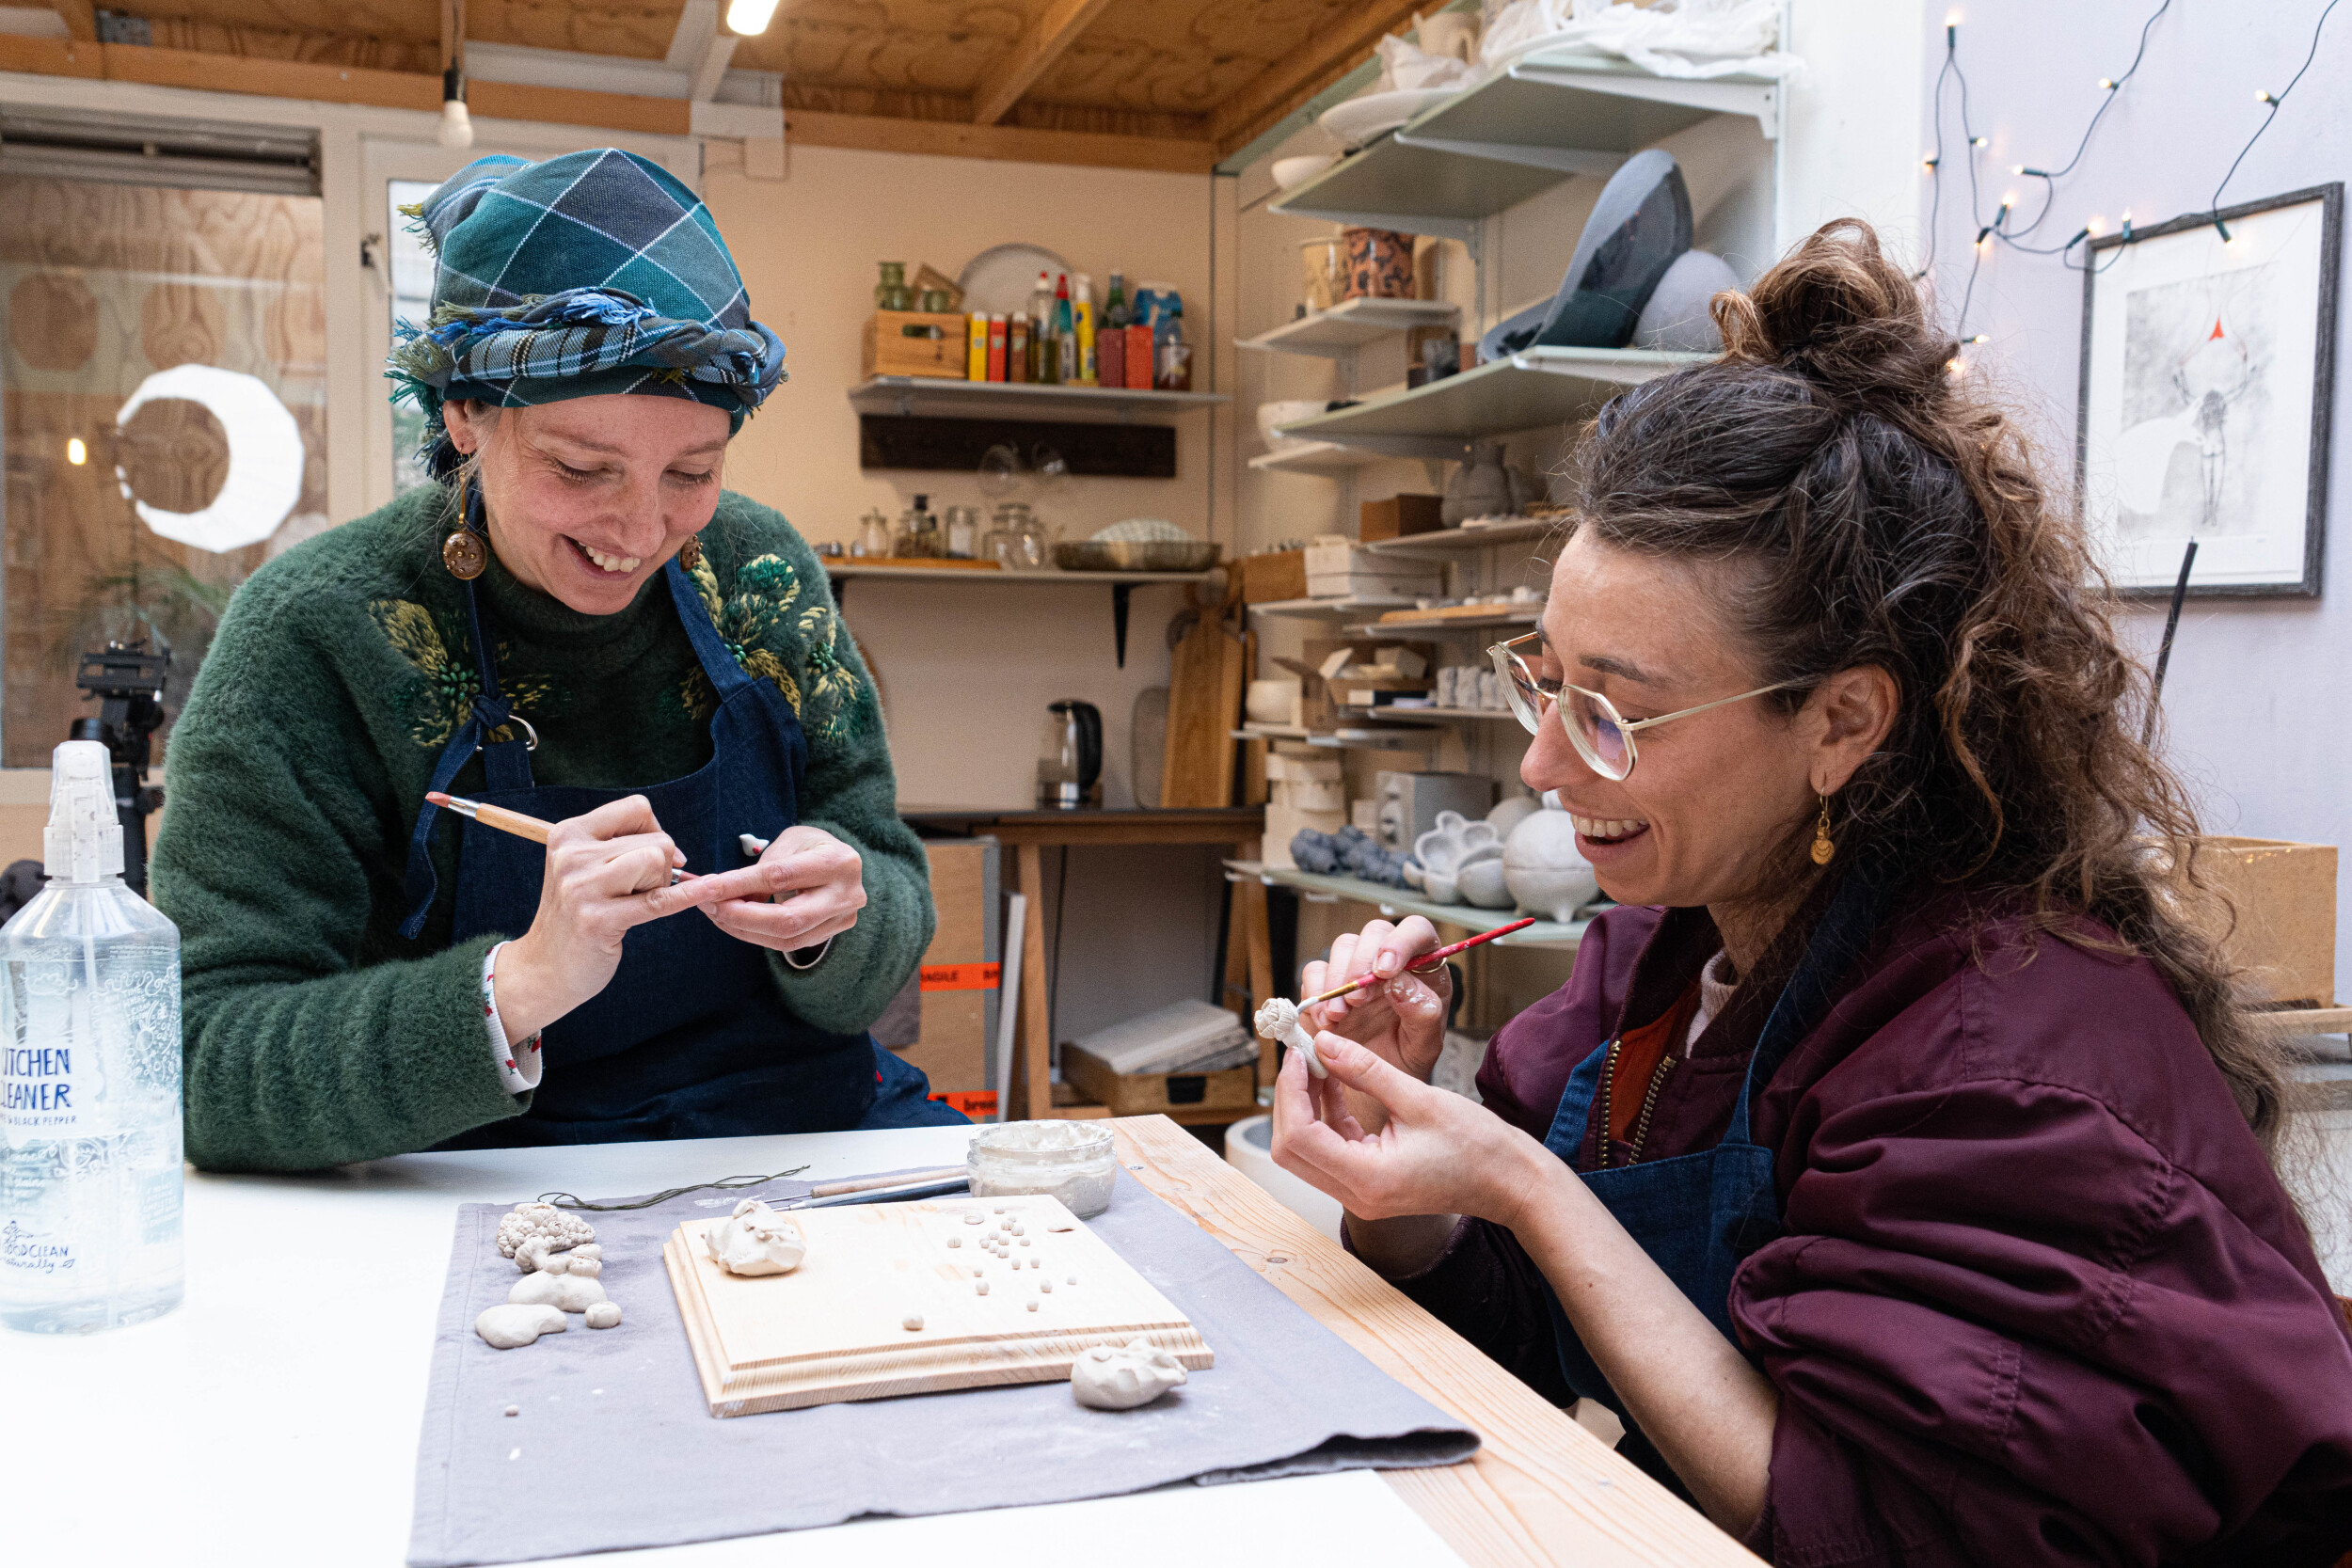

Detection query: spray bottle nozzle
xmin=44 ymin=740 xmax=123 ymax=884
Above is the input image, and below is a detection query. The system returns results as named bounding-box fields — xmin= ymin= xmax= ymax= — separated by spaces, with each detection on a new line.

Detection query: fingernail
xmin=1374 ymin=951 xmax=1399 ymax=976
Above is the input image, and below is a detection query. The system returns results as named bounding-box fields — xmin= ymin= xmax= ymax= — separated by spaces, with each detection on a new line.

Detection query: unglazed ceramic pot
xmin=1503 ymin=802 xmax=1597 ymax=923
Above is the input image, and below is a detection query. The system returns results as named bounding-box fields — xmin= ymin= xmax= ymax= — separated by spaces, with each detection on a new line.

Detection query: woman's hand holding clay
xmin=1298 ymin=917 xmax=1450 ymax=1119
xmin=492 ymin=794 xmax=730 ymax=1040
xmin=689 ymin=824 xmax=867 ymax=958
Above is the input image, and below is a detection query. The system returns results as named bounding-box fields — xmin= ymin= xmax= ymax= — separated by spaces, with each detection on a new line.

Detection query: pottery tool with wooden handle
xmin=1253 ymin=918 xmax=1536 ymax=1078
xmin=425 ymin=790 xmax=698 ymax=886
xmin=778 ymin=1167 xmax=970 ymax=1209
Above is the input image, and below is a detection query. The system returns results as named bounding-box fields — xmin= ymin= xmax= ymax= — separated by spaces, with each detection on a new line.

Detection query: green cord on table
xmin=538 ymin=1165 xmax=813 ymax=1212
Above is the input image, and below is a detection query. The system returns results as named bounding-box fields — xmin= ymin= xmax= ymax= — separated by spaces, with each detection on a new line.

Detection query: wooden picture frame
xmin=2075 ymin=182 xmax=2341 ymax=596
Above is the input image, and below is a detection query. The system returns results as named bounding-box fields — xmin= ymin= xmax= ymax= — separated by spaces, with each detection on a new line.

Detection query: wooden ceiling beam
xmin=663 ymin=0 xmax=736 ymax=102
xmin=49 ymin=0 xmax=97 ymax=42
xmin=788 ymin=108 xmax=1213 ymax=174
xmin=1207 ymin=0 xmax=1427 ymax=158
xmin=970 ymin=0 xmax=1116 ymax=126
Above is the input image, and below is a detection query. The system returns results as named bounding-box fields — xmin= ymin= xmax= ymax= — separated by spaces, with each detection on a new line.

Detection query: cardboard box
xmin=1265 ymin=752 xmax=1343 ymax=783
xmin=1273 ymin=778 xmax=1347 ymax=813
xmin=872 ymin=837 xmax=1001 ymax=1098
xmin=2195 ymin=837 xmax=2338 ymax=1006
xmin=862 ymin=310 xmax=969 ymax=379
xmin=1061 ymin=1050 xmax=1258 ymax=1117
xmin=1360 ymin=493 xmax=1443 ymax=541
xmin=1239 ymin=548 xmax=1307 ymax=604
xmin=1306 ymin=567 xmax=1443 ymax=600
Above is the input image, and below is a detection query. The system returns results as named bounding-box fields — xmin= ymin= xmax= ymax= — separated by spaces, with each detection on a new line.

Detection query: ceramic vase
xmin=1503 ymin=803 xmax=1597 ymax=923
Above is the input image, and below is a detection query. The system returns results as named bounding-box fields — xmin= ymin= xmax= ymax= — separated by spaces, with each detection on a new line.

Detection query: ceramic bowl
xmin=1271 ymin=153 xmax=1338 ymax=191
xmin=1422 ymin=869 xmax=1461 ymax=904
xmin=1455 ymin=858 xmax=1513 ymax=909
xmin=1413 ymin=810 xmax=1502 ymax=876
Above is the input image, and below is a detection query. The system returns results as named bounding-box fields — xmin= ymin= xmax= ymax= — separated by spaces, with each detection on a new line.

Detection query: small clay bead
xmin=903 ymin=1313 xmax=925 ymax=1331
xmin=977 ymin=1280 xmax=990 ymax=1295
xmin=1025 ymin=1300 xmax=1039 ymax=1312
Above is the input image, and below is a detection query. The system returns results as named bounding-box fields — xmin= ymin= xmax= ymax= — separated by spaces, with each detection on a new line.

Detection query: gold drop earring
xmin=676 ymin=534 xmax=702 ymax=570
xmin=1810 ymin=795 xmax=1836 ymax=866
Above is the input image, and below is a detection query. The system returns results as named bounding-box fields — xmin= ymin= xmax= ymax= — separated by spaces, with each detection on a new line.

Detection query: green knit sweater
xmin=151 ymin=484 xmax=931 ymax=1172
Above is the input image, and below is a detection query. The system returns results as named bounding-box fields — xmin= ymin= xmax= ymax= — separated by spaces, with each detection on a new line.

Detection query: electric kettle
xmin=1037 ymin=699 xmax=1103 ymax=809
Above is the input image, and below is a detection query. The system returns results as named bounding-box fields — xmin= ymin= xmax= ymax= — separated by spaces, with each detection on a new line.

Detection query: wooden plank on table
xmin=664 ymin=1194 xmax=1210 ymax=1416
xmin=1111 ymin=1116 xmax=1761 ymax=1568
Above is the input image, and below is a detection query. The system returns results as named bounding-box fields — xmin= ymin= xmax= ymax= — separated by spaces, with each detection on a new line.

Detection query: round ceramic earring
xmin=677 ymin=534 xmax=703 ymax=570
xmin=442 ymin=473 xmax=487 ymax=580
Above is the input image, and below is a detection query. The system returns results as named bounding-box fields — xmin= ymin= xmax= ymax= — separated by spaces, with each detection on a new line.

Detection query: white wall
xmin=1910 ymin=0 xmax=2351 ymax=1001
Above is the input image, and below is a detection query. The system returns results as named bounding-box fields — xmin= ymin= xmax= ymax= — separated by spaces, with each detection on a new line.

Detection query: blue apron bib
xmin=1538 ymin=865 xmax=1897 ymax=1410
xmin=397 ymin=543 xmax=959 ymax=1146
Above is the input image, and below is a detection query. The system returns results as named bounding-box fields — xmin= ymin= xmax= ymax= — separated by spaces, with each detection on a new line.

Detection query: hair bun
xmin=1714 ymin=220 xmax=1949 ymax=406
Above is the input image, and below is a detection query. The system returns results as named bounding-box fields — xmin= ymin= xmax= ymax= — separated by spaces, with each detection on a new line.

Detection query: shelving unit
xmin=1227 ymin=861 xmax=1587 ymax=949
xmin=846 ymin=377 xmax=1226 ymax=418
xmin=1233 ymin=722 xmax=1438 ymax=750
xmin=1349 ymin=609 xmax=1540 ymax=636
xmin=1362 ymin=516 xmax=1561 ymax=554
xmin=1271 ymin=346 xmax=1707 ymax=460
xmin=1353 ymin=705 xmax=1518 ymax=723
xmin=824 ymin=562 xmax=1213 ymax=669
xmin=1237 ymin=296 xmax=1460 ymax=359
xmin=1269 ymin=45 xmax=1781 ymax=243
xmin=1247 ymin=595 xmax=1424 ymax=621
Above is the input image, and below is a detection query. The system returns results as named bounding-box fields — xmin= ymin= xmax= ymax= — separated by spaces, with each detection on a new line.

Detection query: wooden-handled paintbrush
xmin=425 ymin=790 xmax=699 ymax=886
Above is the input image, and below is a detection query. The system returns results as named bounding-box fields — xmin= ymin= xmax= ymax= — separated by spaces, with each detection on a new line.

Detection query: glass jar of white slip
xmin=966 ymin=1121 xmax=1117 ymax=1218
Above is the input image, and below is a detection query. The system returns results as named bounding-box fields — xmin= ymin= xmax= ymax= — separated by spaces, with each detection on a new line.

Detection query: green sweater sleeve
xmin=153 ymin=561 xmax=525 ymax=1172
xmin=723 ymin=505 xmax=934 ymax=1031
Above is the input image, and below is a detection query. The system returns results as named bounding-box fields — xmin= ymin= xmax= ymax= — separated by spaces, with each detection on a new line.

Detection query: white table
xmin=0 ymin=1127 xmax=1466 ymax=1567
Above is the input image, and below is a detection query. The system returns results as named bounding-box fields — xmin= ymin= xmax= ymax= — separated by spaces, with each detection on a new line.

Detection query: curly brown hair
xmin=1572 ymin=218 xmax=2285 ymax=1146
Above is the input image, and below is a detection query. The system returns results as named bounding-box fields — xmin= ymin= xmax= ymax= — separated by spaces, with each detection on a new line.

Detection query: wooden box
xmin=876 ymin=839 xmax=999 ymax=1113
xmin=1360 ymin=493 xmax=1443 ymax=541
xmin=2197 ymin=837 xmax=2338 ymax=1006
xmin=1062 ymin=1047 xmax=1259 ymax=1117
xmin=863 ymin=310 xmax=969 ymax=380
xmin=1239 ymin=548 xmax=1307 ymax=604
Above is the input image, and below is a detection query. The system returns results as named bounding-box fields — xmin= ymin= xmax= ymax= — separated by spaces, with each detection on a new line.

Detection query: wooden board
xmin=664 ymin=1195 xmax=1212 ymax=1417
xmin=1160 ymin=606 xmax=1246 ymax=809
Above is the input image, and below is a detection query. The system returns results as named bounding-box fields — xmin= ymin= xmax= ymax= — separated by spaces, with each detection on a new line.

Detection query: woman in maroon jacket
xmin=1271 ymin=221 xmax=2352 ymax=1564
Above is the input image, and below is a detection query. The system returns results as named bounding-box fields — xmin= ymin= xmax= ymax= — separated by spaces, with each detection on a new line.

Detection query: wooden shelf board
xmin=1348 ymin=609 xmax=1543 ymax=635
xmin=1246 ymin=594 xmax=1424 ymax=619
xmin=848 ymin=376 xmax=1227 ymax=417
xmin=1361 ymin=516 xmax=1565 ymax=554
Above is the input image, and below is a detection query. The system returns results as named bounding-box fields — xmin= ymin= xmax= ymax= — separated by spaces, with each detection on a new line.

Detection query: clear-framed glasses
xmin=1486 ymin=631 xmax=1805 ymax=782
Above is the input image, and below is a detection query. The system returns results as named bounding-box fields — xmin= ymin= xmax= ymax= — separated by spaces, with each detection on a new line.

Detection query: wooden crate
xmin=1360 ymin=493 xmax=1442 ymax=541
xmin=862 ymin=310 xmax=969 ymax=379
xmin=2196 ymin=837 xmax=2338 ymax=1007
xmin=1239 ymin=548 xmax=1306 ymax=604
xmin=1062 ymin=1047 xmax=1258 ymax=1117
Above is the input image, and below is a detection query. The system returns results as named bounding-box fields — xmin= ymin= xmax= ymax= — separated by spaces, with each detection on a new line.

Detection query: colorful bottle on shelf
xmin=1008 ymin=313 xmax=1030 ymax=384
xmin=1099 ymin=272 xmax=1129 ymax=390
xmin=1073 ymin=274 xmax=1097 ymax=386
xmin=965 ymin=313 xmax=988 ymax=381
xmin=987 ymin=313 xmax=1008 ymax=382
xmin=1027 ymin=271 xmax=1057 ymax=385
xmin=1054 ymin=274 xmax=1076 ymax=386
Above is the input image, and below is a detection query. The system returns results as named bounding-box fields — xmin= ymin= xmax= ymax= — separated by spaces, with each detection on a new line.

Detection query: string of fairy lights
xmin=1918 ymin=0 xmax=2345 ymax=353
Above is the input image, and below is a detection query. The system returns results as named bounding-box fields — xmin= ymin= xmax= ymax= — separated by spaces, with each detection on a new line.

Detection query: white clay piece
xmin=1252 ymin=998 xmax=1325 ymax=1079
xmin=703 ymin=1197 xmax=809 ymax=1276
xmin=475 ymin=1303 xmax=568 ymax=1349
xmin=1026 ymin=1299 xmax=1039 ymax=1311
xmin=964 ymin=1212 xmax=984 ymax=1225
xmin=1070 ymin=1338 xmax=1189 ymax=1410
xmin=508 ymin=1268 xmax=610 ymax=1314
xmin=903 ymin=1313 xmax=925 ymax=1331
xmin=584 ymin=1301 xmax=622 ymax=1329
xmin=496 ymin=1203 xmax=596 ymax=1268
xmin=977 ymin=1280 xmax=990 ymax=1295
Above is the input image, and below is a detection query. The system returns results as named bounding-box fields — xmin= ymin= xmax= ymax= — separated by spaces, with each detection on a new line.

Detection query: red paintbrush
xmin=1301 ymin=917 xmax=1537 ymax=1006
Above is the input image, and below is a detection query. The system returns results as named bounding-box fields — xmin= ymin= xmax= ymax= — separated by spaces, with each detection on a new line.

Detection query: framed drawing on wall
xmin=2077 ymin=182 xmax=2341 ymax=596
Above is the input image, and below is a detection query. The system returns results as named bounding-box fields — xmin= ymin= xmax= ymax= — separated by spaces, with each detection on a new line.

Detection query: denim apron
xmin=1538 ymin=864 xmax=1896 ymax=1416
xmin=397 ymin=541 xmax=960 ymax=1146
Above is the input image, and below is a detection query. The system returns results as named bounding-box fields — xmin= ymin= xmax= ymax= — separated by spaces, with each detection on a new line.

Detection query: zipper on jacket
xmin=1595 ymin=1037 xmax=1621 ymax=1168
xmin=1626 ymin=1053 xmax=1677 ymax=1165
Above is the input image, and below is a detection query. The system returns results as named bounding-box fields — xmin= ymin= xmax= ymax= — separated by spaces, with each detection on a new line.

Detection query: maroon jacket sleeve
xmin=1733 ymin=929 xmax=2352 ymax=1566
xmin=1476 ymin=902 xmax=1661 ymax=1137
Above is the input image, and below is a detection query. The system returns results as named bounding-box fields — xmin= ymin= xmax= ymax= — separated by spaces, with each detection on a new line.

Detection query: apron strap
xmin=663 ymin=556 xmax=755 ymax=701
xmin=1725 ymin=856 xmax=1904 ymax=1144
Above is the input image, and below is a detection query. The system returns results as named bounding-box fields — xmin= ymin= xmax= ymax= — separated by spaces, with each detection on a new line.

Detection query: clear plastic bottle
xmin=0 ymin=740 xmax=183 ymax=1334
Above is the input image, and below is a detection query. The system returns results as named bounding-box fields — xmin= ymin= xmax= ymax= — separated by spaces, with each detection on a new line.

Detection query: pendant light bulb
xmin=438 ymin=67 xmax=473 ymax=149
xmin=725 ymin=0 xmax=778 ymax=36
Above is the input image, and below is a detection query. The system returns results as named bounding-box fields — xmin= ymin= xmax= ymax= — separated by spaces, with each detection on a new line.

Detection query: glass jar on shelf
xmin=856 ymin=508 xmax=892 ymax=559
xmin=989 ymin=502 xmax=1046 ymax=571
xmin=874 ymin=261 xmax=913 ymax=312
xmin=943 ymin=504 xmax=979 ymax=560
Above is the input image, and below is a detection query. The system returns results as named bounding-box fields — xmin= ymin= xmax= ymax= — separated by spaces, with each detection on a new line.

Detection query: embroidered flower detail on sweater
xmin=368 ymin=599 xmax=553 ymax=749
xmin=678 ymin=553 xmax=870 ymax=743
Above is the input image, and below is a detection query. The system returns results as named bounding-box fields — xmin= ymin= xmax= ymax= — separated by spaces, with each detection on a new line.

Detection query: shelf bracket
xmin=1112 ymin=581 xmax=1134 ymax=667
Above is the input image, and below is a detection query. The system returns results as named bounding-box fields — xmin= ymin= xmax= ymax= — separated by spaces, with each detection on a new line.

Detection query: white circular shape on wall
xmin=114 ymin=364 xmax=303 ymax=553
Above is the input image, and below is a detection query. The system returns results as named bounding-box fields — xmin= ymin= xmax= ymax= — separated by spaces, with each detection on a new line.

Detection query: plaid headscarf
xmin=387 ymin=149 xmax=785 ymax=478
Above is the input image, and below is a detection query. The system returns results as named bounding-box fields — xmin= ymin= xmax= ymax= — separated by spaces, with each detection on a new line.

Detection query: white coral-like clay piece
xmin=583 ymin=1301 xmax=622 ymax=1329
xmin=1071 ymin=1338 xmax=1189 ymax=1409
xmin=496 ymin=1202 xmax=596 ymax=1266
xmin=702 ymin=1197 xmax=808 ymax=1276
xmin=1252 ymin=997 xmax=1325 ymax=1079
xmin=562 ymin=1254 xmax=602 ymax=1278
xmin=475 ymin=1303 xmax=568 ymax=1349
xmin=509 ymin=1270 xmax=610 ymax=1313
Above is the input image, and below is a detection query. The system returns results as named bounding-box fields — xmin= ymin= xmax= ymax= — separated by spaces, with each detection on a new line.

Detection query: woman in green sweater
xmin=152 ymin=150 xmax=961 ymax=1170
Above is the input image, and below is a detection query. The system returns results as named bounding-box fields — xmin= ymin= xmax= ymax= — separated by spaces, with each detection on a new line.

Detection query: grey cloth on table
xmin=408 ymin=1169 xmax=1479 ymax=1566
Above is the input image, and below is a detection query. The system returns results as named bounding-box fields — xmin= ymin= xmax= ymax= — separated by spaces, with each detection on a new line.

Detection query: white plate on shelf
xmin=957 ymin=243 xmax=1076 ymax=316
xmin=1318 ymin=88 xmax=1460 ymax=150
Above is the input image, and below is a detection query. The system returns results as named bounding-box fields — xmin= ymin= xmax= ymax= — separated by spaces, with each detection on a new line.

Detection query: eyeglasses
xmin=1486 ymin=631 xmax=1805 ymax=782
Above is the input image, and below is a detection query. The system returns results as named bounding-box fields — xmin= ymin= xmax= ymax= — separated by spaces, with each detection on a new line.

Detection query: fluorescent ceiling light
xmin=725 ymin=0 xmax=778 ymax=36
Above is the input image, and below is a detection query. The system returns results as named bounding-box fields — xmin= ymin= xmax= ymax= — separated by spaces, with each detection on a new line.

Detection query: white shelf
xmin=1276 ymin=347 xmax=1707 ymax=460
xmin=1270 ymin=45 xmax=1781 ymax=242
xmin=1247 ymin=595 xmax=1423 ymax=619
xmin=1232 ymin=722 xmax=1438 ymax=748
xmin=1237 ymin=297 xmax=1462 ymax=359
xmin=1347 ymin=609 xmax=1541 ymax=636
xmin=1248 ymin=440 xmax=1388 ymax=475
xmin=1226 ymin=861 xmax=1587 ymax=948
xmin=826 ymin=564 xmax=1212 ymax=585
xmin=1361 ymin=517 xmax=1564 ymax=554
xmin=847 ymin=377 xmax=1227 ymax=417
xmin=1357 ymin=705 xmax=1521 ymax=722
